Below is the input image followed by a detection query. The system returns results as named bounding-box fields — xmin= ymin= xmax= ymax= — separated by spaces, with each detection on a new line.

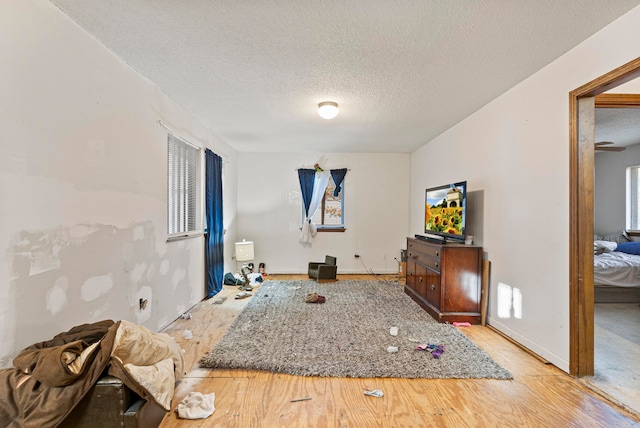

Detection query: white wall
xmin=0 ymin=0 xmax=238 ymax=365
xmin=595 ymin=144 xmax=640 ymax=236
xmin=410 ymin=6 xmax=640 ymax=372
xmin=236 ymin=153 xmax=410 ymax=274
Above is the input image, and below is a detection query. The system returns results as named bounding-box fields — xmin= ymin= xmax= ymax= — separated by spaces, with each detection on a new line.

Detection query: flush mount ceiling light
xmin=317 ymin=101 xmax=339 ymax=119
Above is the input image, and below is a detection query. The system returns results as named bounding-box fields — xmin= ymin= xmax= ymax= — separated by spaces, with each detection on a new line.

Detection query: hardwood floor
xmin=159 ymin=275 xmax=640 ymax=427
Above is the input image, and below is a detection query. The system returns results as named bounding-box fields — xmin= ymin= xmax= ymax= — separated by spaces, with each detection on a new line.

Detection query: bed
xmin=594 ymin=238 xmax=640 ymax=303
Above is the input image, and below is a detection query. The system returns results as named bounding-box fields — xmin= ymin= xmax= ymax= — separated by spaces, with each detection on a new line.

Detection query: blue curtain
xmin=205 ymin=149 xmax=224 ymax=298
xmin=298 ymin=168 xmax=315 ymax=220
xmin=330 ymin=168 xmax=348 ymax=196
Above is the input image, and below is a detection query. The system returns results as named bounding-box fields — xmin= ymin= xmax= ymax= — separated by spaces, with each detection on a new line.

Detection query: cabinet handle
xmin=434 ymin=262 xmax=439 ymax=268
xmin=431 ymin=284 xmax=435 ymax=290
xmin=435 ymin=251 xmax=440 ymax=257
xmin=419 ymin=276 xmax=423 ymax=282
xmin=409 ymin=271 xmax=413 ymax=276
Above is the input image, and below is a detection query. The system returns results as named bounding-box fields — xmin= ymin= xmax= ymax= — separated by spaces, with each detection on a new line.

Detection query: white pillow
xmin=594 ymin=240 xmax=617 ymax=254
xmin=602 ymin=230 xmax=630 ymax=244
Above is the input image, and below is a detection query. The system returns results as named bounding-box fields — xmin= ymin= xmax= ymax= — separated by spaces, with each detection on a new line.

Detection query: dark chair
xmin=61 ymin=375 xmax=166 ymax=428
xmin=308 ymin=255 xmax=337 ymax=282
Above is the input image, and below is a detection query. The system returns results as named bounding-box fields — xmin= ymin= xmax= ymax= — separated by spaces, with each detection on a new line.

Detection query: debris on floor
xmin=176 ymin=391 xmax=216 ymax=419
xmin=211 ymin=296 xmax=227 ymax=305
xmin=452 ymin=322 xmax=471 ymax=327
xmin=235 ymin=291 xmax=252 ymax=299
xmin=364 ymin=389 xmax=384 ymax=398
xmin=305 ymin=293 xmax=326 ymax=303
xmin=415 ymin=343 xmax=445 ymax=358
xmin=183 ymin=329 xmax=193 ymax=339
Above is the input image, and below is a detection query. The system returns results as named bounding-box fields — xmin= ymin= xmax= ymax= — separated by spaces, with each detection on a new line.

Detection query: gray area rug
xmin=200 ymin=280 xmax=512 ymax=379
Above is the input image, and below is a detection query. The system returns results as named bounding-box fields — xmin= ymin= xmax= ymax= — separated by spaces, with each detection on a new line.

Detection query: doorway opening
xmin=569 ymin=57 xmax=640 ymax=377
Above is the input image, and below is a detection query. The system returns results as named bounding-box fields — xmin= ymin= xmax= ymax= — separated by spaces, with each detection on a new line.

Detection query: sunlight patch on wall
xmin=513 ymin=287 xmax=523 ymax=319
xmin=81 ymin=273 xmax=114 ymax=301
xmin=497 ymin=282 xmax=523 ymax=319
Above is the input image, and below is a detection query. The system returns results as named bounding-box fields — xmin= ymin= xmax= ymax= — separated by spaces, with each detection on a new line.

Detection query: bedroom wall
xmin=236 ymin=153 xmax=410 ymax=274
xmin=410 ymin=5 xmax=640 ymax=372
xmin=594 ymin=77 xmax=640 ymax=236
xmin=0 ymin=0 xmax=239 ymax=366
xmin=595 ymin=143 xmax=640 ymax=236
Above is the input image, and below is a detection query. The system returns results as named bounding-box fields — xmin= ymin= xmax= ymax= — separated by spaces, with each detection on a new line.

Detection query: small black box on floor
xmin=61 ymin=375 xmax=166 ymax=428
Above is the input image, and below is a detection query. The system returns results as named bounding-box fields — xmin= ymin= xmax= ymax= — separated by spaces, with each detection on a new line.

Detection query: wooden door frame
xmin=569 ymin=57 xmax=640 ymax=377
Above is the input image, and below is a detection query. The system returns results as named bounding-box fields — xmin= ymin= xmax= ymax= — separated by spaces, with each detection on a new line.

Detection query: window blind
xmin=167 ymin=133 xmax=198 ymax=235
xmin=627 ymin=166 xmax=640 ymax=231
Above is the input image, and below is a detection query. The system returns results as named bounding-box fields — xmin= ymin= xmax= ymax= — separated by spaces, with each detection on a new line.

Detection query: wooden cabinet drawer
xmin=425 ymin=268 xmax=441 ymax=310
xmin=408 ymin=241 xmax=442 ymax=260
xmin=405 ymin=237 xmax=482 ymax=324
xmin=406 ymin=260 xmax=417 ymax=289
xmin=413 ymin=263 xmax=428 ymax=297
xmin=423 ymin=257 xmax=441 ymax=272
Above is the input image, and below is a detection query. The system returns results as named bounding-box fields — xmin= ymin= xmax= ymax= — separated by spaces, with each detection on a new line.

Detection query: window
xmin=627 ymin=166 xmax=640 ymax=231
xmin=311 ymin=176 xmax=345 ymax=230
xmin=167 ymin=133 xmax=200 ymax=237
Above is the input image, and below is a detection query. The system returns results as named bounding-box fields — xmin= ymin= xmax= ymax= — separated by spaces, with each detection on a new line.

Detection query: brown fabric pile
xmin=0 ymin=320 xmax=117 ymax=428
xmin=0 ymin=319 xmax=184 ymax=428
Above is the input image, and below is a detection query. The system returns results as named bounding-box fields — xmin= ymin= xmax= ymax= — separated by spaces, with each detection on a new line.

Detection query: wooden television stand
xmin=405 ymin=237 xmax=482 ymax=324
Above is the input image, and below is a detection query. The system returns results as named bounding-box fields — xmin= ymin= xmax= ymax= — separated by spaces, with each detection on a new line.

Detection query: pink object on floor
xmin=452 ymin=322 xmax=472 ymax=327
xmin=432 ymin=344 xmax=445 ymax=359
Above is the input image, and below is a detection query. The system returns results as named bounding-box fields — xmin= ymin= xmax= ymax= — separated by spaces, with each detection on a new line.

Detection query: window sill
xmin=167 ymin=231 xmax=203 ymax=242
xmin=316 ymin=227 xmax=346 ymax=233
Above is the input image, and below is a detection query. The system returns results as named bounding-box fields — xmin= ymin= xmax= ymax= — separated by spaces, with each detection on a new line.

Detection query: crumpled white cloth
xmin=177 ymin=392 xmax=216 ymax=419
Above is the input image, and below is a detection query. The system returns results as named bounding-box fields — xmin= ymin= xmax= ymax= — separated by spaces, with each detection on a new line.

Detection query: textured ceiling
xmin=596 ymin=108 xmax=640 ymax=148
xmin=49 ymin=0 xmax=640 ymax=153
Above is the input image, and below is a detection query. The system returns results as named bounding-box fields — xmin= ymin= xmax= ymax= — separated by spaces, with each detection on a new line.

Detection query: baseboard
xmin=268 ymin=270 xmax=402 ymax=275
xmin=485 ymin=324 xmax=550 ymax=364
xmin=487 ymin=317 xmax=569 ymax=373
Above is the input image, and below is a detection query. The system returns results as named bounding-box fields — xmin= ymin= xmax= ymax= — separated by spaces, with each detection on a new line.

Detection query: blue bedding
xmin=614 ymin=241 xmax=640 ymax=256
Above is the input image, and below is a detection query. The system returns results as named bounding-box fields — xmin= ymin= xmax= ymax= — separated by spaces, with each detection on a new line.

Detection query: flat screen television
xmin=424 ymin=181 xmax=467 ymax=242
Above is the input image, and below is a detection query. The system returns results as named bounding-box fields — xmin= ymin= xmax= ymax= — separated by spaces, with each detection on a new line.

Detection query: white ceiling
xmin=49 ymin=0 xmax=640 ymax=153
xmin=596 ymin=108 xmax=640 ymax=148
